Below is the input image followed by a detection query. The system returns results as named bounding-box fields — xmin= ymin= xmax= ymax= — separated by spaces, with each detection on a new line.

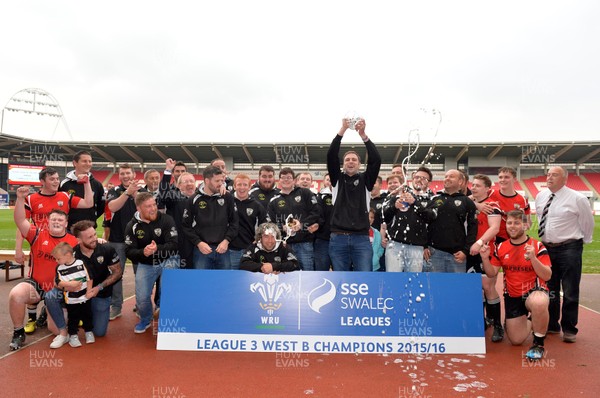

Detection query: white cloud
xmin=1 ymin=0 xmax=599 ymax=144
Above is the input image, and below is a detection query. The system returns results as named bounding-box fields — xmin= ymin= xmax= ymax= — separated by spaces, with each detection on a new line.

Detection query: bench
xmin=0 ymin=250 xmax=29 ymax=282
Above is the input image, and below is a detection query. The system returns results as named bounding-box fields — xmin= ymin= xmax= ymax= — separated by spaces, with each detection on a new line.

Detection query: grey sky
xmin=1 ymin=0 xmax=598 ymax=144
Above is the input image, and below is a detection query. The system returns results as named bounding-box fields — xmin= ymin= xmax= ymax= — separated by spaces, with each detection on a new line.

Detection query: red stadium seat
xmin=565 ymin=174 xmax=590 ymax=191
xmin=582 ymin=172 xmax=600 ymax=193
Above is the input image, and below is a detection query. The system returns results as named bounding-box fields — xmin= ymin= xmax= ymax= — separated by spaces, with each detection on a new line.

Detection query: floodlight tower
xmin=1 ymin=88 xmax=72 ymax=140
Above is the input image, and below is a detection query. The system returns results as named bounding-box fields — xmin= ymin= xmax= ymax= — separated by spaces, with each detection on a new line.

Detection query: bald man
xmin=535 ymin=166 xmax=594 ymax=343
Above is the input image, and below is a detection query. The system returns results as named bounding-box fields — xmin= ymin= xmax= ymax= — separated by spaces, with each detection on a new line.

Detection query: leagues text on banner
xmin=156 ymin=270 xmax=485 ymax=354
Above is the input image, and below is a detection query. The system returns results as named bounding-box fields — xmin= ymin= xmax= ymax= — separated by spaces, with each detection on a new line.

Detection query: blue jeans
xmin=429 ymin=248 xmax=465 ymax=273
xmin=229 ymin=249 xmax=245 ymax=270
xmin=45 ymin=289 xmax=111 ymax=337
xmin=329 ymin=233 xmax=372 ymax=272
xmin=44 ymin=288 xmax=66 ymax=330
xmin=135 ymin=259 xmax=177 ymax=326
xmin=152 ymin=255 xmax=179 ymax=307
xmin=314 ymin=239 xmax=332 ymax=271
xmin=288 ymin=241 xmax=314 ymax=271
xmin=91 ymin=296 xmax=111 ymax=337
xmin=192 ymin=246 xmax=231 ymax=269
xmin=386 ymin=242 xmax=424 ymax=272
xmin=545 ymin=239 xmax=583 ymax=335
xmin=108 ymin=242 xmax=127 ymax=311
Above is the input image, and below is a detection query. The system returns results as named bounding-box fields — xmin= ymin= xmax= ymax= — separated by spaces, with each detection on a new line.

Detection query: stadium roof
xmin=1 ymin=133 xmax=599 ymax=170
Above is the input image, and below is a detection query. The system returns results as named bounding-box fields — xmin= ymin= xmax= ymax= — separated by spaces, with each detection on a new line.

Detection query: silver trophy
xmin=283 ymin=214 xmax=297 ymax=244
xmin=344 ymin=110 xmax=362 ymax=130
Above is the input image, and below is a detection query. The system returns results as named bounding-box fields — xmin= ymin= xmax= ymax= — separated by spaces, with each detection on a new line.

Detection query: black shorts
xmin=466 ymin=254 xmax=483 ymax=274
xmin=23 ymin=278 xmax=46 ymax=301
xmin=504 ymin=287 xmax=548 ymax=319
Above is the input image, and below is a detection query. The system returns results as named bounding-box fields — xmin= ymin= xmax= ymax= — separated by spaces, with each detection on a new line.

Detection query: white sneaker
xmin=50 ymin=334 xmax=69 ymax=349
xmin=69 ymin=335 xmax=82 ymax=348
xmin=85 ymin=331 xmax=95 ymax=344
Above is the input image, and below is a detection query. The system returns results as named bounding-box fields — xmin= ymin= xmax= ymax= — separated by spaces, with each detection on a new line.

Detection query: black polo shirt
xmin=74 ymin=243 xmax=120 ymax=299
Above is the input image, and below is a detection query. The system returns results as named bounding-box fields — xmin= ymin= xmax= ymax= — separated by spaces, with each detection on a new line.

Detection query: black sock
xmin=486 ymin=299 xmax=501 ymax=326
xmin=533 ymin=333 xmax=546 ymax=347
xmin=27 ymin=307 xmax=37 ymax=322
xmin=13 ymin=327 xmax=25 ymax=336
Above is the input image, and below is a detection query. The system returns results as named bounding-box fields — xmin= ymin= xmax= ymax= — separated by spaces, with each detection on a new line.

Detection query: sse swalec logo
xmin=307 ymin=278 xmax=336 ymax=313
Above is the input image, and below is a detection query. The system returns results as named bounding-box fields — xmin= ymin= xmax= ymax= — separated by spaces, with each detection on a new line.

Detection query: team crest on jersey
xmin=199 ymin=201 xmax=207 ymax=209
xmin=246 ymin=208 xmax=254 ymax=216
xmin=42 ymin=240 xmax=49 ymax=246
xmin=57 ymin=201 xmax=64 ymax=207
xmin=295 ymin=196 xmax=301 ymax=203
xmin=154 ymin=228 xmax=162 ymax=237
xmin=421 ymin=201 xmax=427 ymax=207
xmin=96 ymin=256 xmax=104 ymax=264
xmin=217 ymin=198 xmax=225 ymax=206
xmin=504 ymin=254 xmax=509 ymax=260
xmin=376 ymin=203 xmax=382 ymax=209
xmin=274 ymin=256 xmax=281 ymax=262
xmin=514 ymin=204 xmax=521 ymax=209
xmin=258 ymin=193 xmax=266 ymax=201
xmin=325 ymin=198 xmax=332 ymax=206
xmin=454 ymin=200 xmax=462 ymax=207
xmin=353 ymin=180 xmax=359 ymax=186
xmin=170 ymin=227 xmax=178 ymax=237
xmin=278 ymin=200 xmax=286 ymax=208
xmin=136 ymin=230 xmax=145 ymax=239
xmin=38 ymin=204 xmax=44 ymax=209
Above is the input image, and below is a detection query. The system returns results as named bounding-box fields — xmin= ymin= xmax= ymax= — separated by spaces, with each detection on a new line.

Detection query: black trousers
xmin=66 ymin=301 xmax=93 ymax=335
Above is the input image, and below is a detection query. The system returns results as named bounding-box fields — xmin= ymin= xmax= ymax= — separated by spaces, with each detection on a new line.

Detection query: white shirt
xmin=535 ymin=186 xmax=594 ymax=244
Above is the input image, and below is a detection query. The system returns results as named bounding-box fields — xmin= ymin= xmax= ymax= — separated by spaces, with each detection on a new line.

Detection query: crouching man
xmin=240 ymin=223 xmax=299 ymax=274
xmin=480 ymin=209 xmax=552 ymax=361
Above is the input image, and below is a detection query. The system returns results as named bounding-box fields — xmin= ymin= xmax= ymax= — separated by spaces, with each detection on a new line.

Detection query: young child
xmin=52 ymin=242 xmax=94 ymax=348
xmin=369 ymin=208 xmax=384 ymax=271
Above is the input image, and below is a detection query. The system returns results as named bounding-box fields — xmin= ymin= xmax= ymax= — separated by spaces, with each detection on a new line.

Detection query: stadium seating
xmin=523 ymin=173 xmax=595 ymax=199
xmin=565 ymin=174 xmax=590 ymax=191
xmin=582 ymin=173 xmax=600 ymax=194
xmin=106 ymin=174 xmax=121 ymax=187
xmin=523 ymin=176 xmax=546 ymax=198
xmin=91 ymin=170 xmax=111 ymax=185
xmin=428 ymin=181 xmax=445 ymax=193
